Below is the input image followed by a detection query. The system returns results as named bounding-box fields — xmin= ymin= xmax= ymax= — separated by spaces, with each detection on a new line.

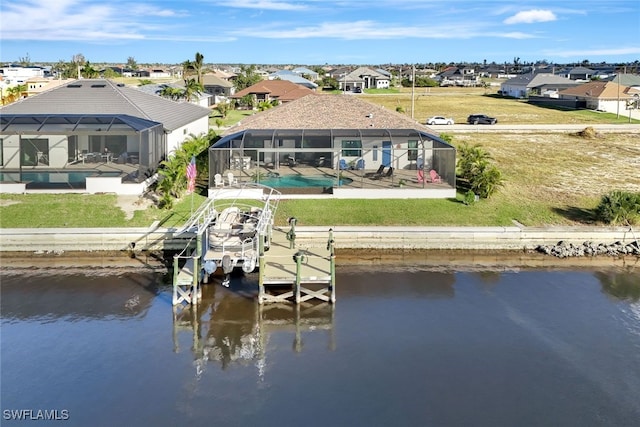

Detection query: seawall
xmin=0 ymin=225 xmax=638 ymax=252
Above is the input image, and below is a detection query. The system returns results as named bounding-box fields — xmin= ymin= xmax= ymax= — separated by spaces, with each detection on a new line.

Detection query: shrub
xmin=463 ymin=190 xmax=476 ymax=205
xmin=596 ymin=191 xmax=640 ymax=225
xmin=456 ymin=142 xmax=504 ymax=199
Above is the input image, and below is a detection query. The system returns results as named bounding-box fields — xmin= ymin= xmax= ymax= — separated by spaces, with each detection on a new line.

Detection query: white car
xmin=426 ymin=116 xmax=454 ymax=125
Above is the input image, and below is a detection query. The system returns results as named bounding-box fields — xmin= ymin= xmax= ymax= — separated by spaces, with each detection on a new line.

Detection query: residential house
xmin=336 ymin=67 xmax=390 ymax=92
xmin=500 ymin=72 xmax=579 ymax=98
xmin=0 ymin=65 xmax=46 ymax=84
xmin=202 ymin=74 xmax=235 ymax=105
xmin=561 ymin=66 xmax=595 ymax=81
xmin=231 ymin=80 xmax=316 ymax=105
xmin=0 ymin=79 xmax=211 ymax=194
xmin=558 ymin=81 xmax=639 ymax=113
xmin=269 ymin=70 xmax=318 ymax=90
xmin=437 ymin=67 xmax=480 ymax=87
xmin=139 ymin=68 xmax=172 ymax=79
xmin=209 ymin=94 xmax=456 ymax=199
xmin=291 ymin=67 xmax=320 ymax=82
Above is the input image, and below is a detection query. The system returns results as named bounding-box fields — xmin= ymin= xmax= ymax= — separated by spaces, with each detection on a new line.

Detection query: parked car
xmin=353 ymin=87 xmax=362 ymax=93
xmin=467 ymin=114 xmax=497 ymax=125
xmin=426 ymin=116 xmax=454 ymax=125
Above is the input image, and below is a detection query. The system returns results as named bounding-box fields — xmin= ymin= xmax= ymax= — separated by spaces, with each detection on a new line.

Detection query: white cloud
xmin=504 ymin=9 xmax=557 ymax=24
xmin=214 ymin=0 xmax=309 ymax=11
xmin=234 ymin=20 xmax=498 ymax=40
xmin=0 ymin=0 xmax=189 ymax=41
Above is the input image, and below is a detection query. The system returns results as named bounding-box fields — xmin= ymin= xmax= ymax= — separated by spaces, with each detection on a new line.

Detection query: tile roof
xmin=223 ymin=94 xmax=435 ymax=135
xmin=0 ymin=78 xmax=210 ymax=131
xmin=202 ymin=73 xmax=234 ymax=87
xmin=559 ymin=81 xmax=634 ymax=99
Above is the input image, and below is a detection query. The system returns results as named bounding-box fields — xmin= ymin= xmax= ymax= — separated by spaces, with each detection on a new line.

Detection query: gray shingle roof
xmin=0 ymin=79 xmax=210 ymax=131
xmin=224 ymin=94 xmax=435 ymax=135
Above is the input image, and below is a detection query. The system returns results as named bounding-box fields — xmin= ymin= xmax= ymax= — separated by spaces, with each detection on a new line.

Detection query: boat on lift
xmin=179 ymin=183 xmax=280 ymax=287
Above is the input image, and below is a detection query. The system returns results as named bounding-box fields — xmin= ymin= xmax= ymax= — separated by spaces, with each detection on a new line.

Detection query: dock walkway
xmin=259 ymin=227 xmax=335 ymax=304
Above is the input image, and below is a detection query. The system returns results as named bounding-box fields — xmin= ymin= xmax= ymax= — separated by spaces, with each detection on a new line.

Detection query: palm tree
xmin=159 ymin=86 xmax=183 ymax=101
xmin=4 ymin=84 xmax=27 ymax=104
xmin=182 ymin=78 xmax=203 ymax=102
xmin=194 ymin=52 xmax=204 ymax=86
xmin=81 ymin=61 xmax=99 ymax=78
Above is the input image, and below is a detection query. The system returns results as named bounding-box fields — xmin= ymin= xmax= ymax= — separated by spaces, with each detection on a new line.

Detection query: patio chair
xmin=417 ymin=169 xmax=425 ymax=183
xmin=339 ymin=159 xmax=349 ymax=170
xmin=214 ymin=173 xmax=224 ymax=187
xmin=355 ymin=158 xmax=365 ymax=170
xmin=429 ymin=169 xmax=442 ymax=183
xmin=227 ymin=172 xmax=238 ymax=185
xmin=384 ymin=166 xmax=394 ymax=177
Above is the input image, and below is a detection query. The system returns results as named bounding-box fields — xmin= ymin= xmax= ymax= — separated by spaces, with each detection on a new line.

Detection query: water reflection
xmin=596 ymin=268 xmax=640 ymax=301
xmin=172 ymin=278 xmax=336 ymax=381
xmin=1 ymin=273 xmax=159 ymax=321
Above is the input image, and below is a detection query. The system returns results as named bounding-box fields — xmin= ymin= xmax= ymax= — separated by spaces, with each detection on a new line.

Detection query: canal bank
xmin=0 ymin=224 xmax=638 ymax=253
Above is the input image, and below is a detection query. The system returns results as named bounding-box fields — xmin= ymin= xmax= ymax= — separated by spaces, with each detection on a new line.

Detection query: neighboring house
xmin=209 ymin=94 xmax=457 ymax=199
xmin=334 ymin=67 xmax=390 ymax=92
xmin=0 ymin=79 xmax=211 ymax=194
xmin=139 ymin=68 xmax=172 ymax=79
xmin=561 ymin=66 xmax=595 ymax=81
xmin=268 ymin=70 xmax=318 ymax=90
xmin=0 ymin=65 xmax=46 ymax=84
xmin=437 ymin=67 xmax=480 ymax=87
xmin=231 ymin=80 xmax=316 ymax=105
xmin=500 ymin=73 xmax=579 ymax=98
xmin=202 ymin=73 xmax=235 ymax=103
xmin=25 ymin=77 xmax=70 ymax=97
xmin=291 ymin=67 xmax=320 ymax=81
xmin=558 ymin=81 xmax=638 ymax=113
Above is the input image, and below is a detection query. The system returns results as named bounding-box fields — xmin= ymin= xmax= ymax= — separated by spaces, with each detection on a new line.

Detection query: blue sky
xmin=1 ymin=0 xmax=639 ymax=65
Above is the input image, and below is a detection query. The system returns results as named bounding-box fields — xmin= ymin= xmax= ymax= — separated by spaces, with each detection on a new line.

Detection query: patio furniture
xmin=429 ymin=169 xmax=442 ymax=183
xmin=227 ymin=172 xmax=238 ymax=185
xmin=366 ymin=164 xmax=385 ymax=179
xmin=339 ymin=159 xmax=349 ymax=170
xmin=355 ymin=159 xmax=365 ymax=170
xmin=417 ymin=169 xmax=425 ymax=183
xmin=214 ymin=173 xmax=224 ymax=187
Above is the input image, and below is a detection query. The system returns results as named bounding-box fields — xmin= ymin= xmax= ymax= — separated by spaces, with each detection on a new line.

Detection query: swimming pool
xmin=258 ymin=174 xmax=352 ymax=188
xmin=0 ymin=171 xmax=122 ymax=186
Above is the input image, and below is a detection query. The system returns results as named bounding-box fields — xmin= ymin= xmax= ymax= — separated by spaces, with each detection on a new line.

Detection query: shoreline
xmin=1 ymin=247 xmax=638 ymax=273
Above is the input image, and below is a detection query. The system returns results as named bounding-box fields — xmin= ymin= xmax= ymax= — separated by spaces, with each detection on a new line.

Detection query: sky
xmin=1 ymin=0 xmax=639 ymax=66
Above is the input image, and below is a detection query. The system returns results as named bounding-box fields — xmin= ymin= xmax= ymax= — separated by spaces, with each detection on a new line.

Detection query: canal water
xmin=1 ymin=262 xmax=640 ymax=427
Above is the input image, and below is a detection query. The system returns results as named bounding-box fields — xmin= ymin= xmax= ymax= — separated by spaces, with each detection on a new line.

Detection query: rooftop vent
xmin=67 ymin=83 xmax=82 ymax=88
xmin=91 ymin=84 xmax=106 ymax=88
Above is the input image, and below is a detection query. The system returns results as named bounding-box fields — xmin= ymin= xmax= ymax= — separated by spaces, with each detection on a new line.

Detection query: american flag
xmin=186 ymin=155 xmax=197 ymax=194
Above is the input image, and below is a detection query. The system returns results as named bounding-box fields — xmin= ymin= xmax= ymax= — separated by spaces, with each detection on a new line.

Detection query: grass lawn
xmin=2 ymin=88 xmax=638 ymax=229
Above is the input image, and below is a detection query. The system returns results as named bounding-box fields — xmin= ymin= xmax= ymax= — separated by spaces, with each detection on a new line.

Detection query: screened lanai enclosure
xmin=209 ymin=128 xmax=457 ymax=198
xmin=0 ymin=114 xmax=165 ymax=192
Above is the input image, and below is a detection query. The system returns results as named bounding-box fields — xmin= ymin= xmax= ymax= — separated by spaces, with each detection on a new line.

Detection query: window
xmin=341 ymin=140 xmax=362 ymax=157
xmin=408 ymin=140 xmax=418 ymax=161
xmin=20 ymin=138 xmax=49 ymax=166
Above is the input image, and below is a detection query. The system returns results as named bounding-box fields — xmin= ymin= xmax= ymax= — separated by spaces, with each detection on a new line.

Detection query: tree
xmin=18 ymin=53 xmax=31 ymax=66
xmin=4 ymin=84 xmax=28 ymax=104
xmin=159 ymin=86 xmax=183 ymax=101
xmin=182 ymin=60 xmax=194 ymax=85
xmin=81 ymin=61 xmax=99 ymax=78
xmin=193 ymin=52 xmax=204 ymax=86
xmin=126 ymin=56 xmax=138 ymax=70
xmin=215 ymin=101 xmax=231 ymax=118
xmin=183 ymin=78 xmax=203 ymax=101
xmin=456 ymin=142 xmax=504 ymax=199
xmin=103 ymin=68 xmax=120 ymax=79
xmin=234 ymin=65 xmax=262 ymax=91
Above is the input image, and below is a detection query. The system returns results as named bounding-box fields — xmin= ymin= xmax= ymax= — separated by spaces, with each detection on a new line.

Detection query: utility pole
xmin=411 ymin=65 xmax=415 ymax=120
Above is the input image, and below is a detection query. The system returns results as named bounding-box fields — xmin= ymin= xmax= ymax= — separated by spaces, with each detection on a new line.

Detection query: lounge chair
xmin=384 ymin=167 xmax=394 ymax=177
xmin=366 ymin=164 xmax=387 ymax=179
xmin=214 ymin=173 xmax=224 ymax=187
xmin=227 ymin=172 xmax=238 ymax=185
xmin=429 ymin=169 xmax=442 ymax=183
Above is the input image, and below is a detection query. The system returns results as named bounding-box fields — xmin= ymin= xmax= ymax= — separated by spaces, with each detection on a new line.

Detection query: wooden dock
xmin=258 ymin=226 xmax=335 ymax=304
